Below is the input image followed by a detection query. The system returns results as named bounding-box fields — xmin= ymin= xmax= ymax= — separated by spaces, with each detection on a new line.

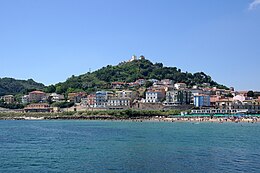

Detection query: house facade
xmin=24 ymin=103 xmax=52 ymax=112
xmin=107 ymin=97 xmax=131 ymax=109
xmin=194 ymin=95 xmax=210 ymax=107
xmin=145 ymin=91 xmax=164 ymax=103
xmin=1 ymin=95 xmax=15 ymax=104
xmin=215 ymin=98 xmax=233 ymax=109
xmin=174 ymin=83 xmax=187 ymax=90
xmin=29 ymin=91 xmax=46 ymax=103
xmin=165 ymin=90 xmax=191 ymax=105
xmin=22 ymin=95 xmax=29 ymax=104
xmin=50 ymin=93 xmax=65 ymax=102
xmin=95 ymin=91 xmax=113 ymax=108
xmin=81 ymin=94 xmax=96 ymax=107
xmin=115 ymin=90 xmax=137 ymax=100
xmin=68 ymin=92 xmax=87 ymax=103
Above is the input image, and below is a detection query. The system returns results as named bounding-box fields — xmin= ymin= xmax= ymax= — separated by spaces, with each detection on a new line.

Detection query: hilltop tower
xmin=129 ymin=55 xmax=137 ymax=62
xmin=128 ymin=55 xmax=146 ymax=62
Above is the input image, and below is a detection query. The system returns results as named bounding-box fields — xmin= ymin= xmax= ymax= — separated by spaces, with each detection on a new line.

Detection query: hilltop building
xmin=128 ymin=55 xmax=146 ymax=62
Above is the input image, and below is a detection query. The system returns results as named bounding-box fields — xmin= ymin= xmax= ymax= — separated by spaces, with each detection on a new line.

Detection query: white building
xmin=95 ymin=91 xmax=113 ymax=108
xmin=129 ymin=55 xmax=137 ymax=62
xmin=174 ymin=83 xmax=187 ymax=90
xmin=145 ymin=91 xmax=164 ymax=103
xmin=50 ymin=93 xmax=65 ymax=102
xmin=233 ymin=95 xmax=246 ymax=102
xmin=22 ymin=95 xmax=29 ymax=104
xmin=107 ymin=98 xmax=131 ymax=109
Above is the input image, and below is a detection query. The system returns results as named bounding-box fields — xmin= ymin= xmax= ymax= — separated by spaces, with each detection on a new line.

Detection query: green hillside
xmin=0 ymin=78 xmax=45 ymax=96
xmin=52 ymin=59 xmax=227 ymax=94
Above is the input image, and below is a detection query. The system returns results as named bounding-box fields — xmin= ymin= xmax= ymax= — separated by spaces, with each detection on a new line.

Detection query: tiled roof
xmin=30 ymin=91 xmax=45 ymax=94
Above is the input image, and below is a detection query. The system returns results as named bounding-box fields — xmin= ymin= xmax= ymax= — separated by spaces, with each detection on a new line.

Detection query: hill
xmin=0 ymin=78 xmax=45 ymax=96
xmin=52 ymin=58 xmax=227 ymax=94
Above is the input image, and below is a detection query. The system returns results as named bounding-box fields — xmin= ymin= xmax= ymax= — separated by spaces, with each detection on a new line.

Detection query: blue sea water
xmin=0 ymin=120 xmax=259 ymax=173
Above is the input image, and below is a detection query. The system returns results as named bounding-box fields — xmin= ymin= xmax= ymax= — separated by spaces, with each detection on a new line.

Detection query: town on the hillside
xmin=1 ymin=73 xmax=260 ymax=115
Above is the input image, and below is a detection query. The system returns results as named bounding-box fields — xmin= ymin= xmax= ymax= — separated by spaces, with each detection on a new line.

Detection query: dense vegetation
xmin=0 ymin=99 xmax=24 ymax=109
xmin=52 ymin=59 xmax=228 ymax=94
xmin=0 ymin=59 xmax=228 ymax=97
xmin=0 ymin=109 xmax=181 ymax=119
xmin=0 ymin=78 xmax=45 ymax=96
xmin=247 ymin=90 xmax=260 ymax=99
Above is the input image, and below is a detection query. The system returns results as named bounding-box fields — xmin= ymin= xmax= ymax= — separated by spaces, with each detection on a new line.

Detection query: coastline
xmin=0 ymin=113 xmax=259 ymax=123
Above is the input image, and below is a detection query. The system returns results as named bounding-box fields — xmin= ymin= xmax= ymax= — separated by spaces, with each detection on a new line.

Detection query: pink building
xmin=29 ymin=91 xmax=46 ymax=102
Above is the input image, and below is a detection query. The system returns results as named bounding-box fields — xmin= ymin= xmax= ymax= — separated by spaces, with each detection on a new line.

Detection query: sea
xmin=0 ymin=120 xmax=259 ymax=173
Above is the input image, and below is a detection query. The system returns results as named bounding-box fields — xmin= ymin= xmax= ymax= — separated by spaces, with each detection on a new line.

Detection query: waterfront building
xmin=215 ymin=98 xmax=233 ymax=109
xmin=165 ymin=90 xmax=192 ymax=105
xmin=210 ymin=95 xmax=220 ymax=107
xmin=95 ymin=91 xmax=113 ymax=108
xmin=81 ymin=94 xmax=96 ymax=107
xmin=194 ymin=95 xmax=210 ymax=107
xmin=24 ymin=103 xmax=52 ymax=113
xmin=191 ymin=108 xmax=248 ymax=114
xmin=241 ymin=99 xmax=260 ymax=114
xmin=107 ymin=97 xmax=131 ymax=109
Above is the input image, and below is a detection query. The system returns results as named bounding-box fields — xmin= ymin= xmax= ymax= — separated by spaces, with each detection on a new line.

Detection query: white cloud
xmin=249 ymin=0 xmax=260 ymax=10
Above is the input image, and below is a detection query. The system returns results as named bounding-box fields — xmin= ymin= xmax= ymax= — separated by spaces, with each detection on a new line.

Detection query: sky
xmin=0 ymin=0 xmax=260 ymax=91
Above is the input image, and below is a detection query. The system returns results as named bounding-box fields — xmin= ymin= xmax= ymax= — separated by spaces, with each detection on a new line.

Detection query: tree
xmin=247 ymin=90 xmax=254 ymax=97
xmin=145 ymin=81 xmax=153 ymax=88
xmin=52 ymin=59 xmax=227 ymax=94
xmin=56 ymin=86 xmax=66 ymax=94
xmin=225 ymin=93 xmax=234 ymax=98
xmin=44 ymin=85 xmax=56 ymax=93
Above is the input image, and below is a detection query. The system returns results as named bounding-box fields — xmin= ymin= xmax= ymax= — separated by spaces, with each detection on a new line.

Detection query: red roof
xmin=30 ymin=91 xmax=45 ymax=94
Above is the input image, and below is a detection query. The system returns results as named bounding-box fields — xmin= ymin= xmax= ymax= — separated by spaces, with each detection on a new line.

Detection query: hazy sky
xmin=1 ymin=0 xmax=260 ymax=91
